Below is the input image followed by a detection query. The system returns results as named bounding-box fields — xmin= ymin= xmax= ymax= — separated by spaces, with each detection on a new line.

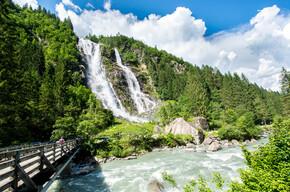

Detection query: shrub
xmin=110 ymin=145 xmax=122 ymax=157
xmin=218 ymin=124 xmax=244 ymax=140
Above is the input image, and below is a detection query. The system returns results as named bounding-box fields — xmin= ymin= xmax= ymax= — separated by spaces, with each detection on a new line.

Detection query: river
xmin=47 ymin=138 xmax=268 ymax=192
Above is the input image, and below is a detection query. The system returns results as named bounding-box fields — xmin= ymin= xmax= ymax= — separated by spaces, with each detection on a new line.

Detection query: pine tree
xmin=280 ymin=67 xmax=290 ymax=117
xmin=181 ymin=74 xmax=209 ymax=117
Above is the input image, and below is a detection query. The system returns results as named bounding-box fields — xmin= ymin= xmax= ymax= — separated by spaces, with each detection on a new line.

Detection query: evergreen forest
xmin=0 ymin=1 xmax=289 ymax=191
xmin=0 ymin=0 xmax=289 ymax=146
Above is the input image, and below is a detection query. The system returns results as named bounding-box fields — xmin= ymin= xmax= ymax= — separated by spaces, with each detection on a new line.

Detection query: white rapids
xmin=78 ymin=38 xmax=147 ymax=122
xmin=114 ymin=48 xmax=156 ymax=114
xmin=47 ymin=138 xmax=268 ymax=192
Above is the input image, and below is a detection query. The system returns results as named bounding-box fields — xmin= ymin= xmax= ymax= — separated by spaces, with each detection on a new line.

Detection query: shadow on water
xmin=47 ymin=158 xmax=111 ymax=192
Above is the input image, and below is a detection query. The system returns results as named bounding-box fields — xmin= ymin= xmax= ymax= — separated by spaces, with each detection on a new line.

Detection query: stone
xmin=207 ymin=141 xmax=222 ymax=151
xmin=165 ymin=118 xmax=204 ymax=144
xmin=184 ymin=148 xmax=197 ymax=152
xmin=203 ymin=138 xmax=213 ymax=145
xmin=152 ymin=148 xmax=161 ymax=152
xmin=221 ymin=140 xmax=229 ymax=145
xmin=162 ymin=146 xmax=172 ymax=151
xmin=188 ymin=117 xmax=209 ymax=131
xmin=149 ymin=179 xmax=165 ymax=192
xmin=231 ymin=140 xmax=240 ymax=147
xmin=186 ymin=143 xmax=196 ymax=148
xmin=250 ymin=139 xmax=257 ymax=143
xmin=154 ymin=125 xmax=164 ymax=134
xmin=124 ymin=156 xmax=137 ymax=160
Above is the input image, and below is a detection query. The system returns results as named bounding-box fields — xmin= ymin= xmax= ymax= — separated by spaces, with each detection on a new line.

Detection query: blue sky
xmin=36 ymin=0 xmax=290 ymax=35
xmin=12 ymin=0 xmax=290 ymax=91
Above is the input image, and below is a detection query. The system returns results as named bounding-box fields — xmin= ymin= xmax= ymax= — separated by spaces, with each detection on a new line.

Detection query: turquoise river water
xmin=47 ymin=138 xmax=268 ymax=192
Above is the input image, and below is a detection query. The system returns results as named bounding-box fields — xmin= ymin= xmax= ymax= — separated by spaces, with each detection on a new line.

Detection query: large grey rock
xmin=154 ymin=125 xmax=164 ymax=134
xmin=186 ymin=143 xmax=196 ymax=148
xmin=188 ymin=117 xmax=209 ymax=131
xmin=165 ymin=118 xmax=204 ymax=144
xmin=223 ymin=142 xmax=234 ymax=148
xmin=203 ymin=138 xmax=213 ymax=145
xmin=231 ymin=140 xmax=241 ymax=147
xmin=221 ymin=140 xmax=229 ymax=145
xmin=207 ymin=142 xmax=222 ymax=151
xmin=250 ymin=139 xmax=257 ymax=143
xmin=149 ymin=179 xmax=165 ymax=192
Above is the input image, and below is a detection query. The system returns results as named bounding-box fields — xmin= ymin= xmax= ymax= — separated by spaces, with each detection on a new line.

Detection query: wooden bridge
xmin=0 ymin=140 xmax=81 ymax=191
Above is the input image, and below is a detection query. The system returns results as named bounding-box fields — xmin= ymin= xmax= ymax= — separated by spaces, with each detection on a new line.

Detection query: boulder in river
xmin=149 ymin=179 xmax=165 ymax=192
xmin=231 ymin=139 xmax=241 ymax=147
xmin=250 ymin=139 xmax=257 ymax=143
xmin=188 ymin=117 xmax=209 ymax=131
xmin=202 ymin=137 xmax=213 ymax=145
xmin=207 ymin=141 xmax=222 ymax=151
xmin=154 ymin=125 xmax=164 ymax=134
xmin=186 ymin=143 xmax=196 ymax=148
xmin=165 ymin=118 xmax=204 ymax=144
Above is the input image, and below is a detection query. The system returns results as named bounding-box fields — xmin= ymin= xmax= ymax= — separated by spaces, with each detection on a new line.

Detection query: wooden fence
xmin=0 ymin=140 xmax=80 ymax=191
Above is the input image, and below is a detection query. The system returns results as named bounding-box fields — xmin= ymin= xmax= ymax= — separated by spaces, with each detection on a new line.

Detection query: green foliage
xmin=161 ymin=171 xmax=179 ymax=189
xmin=163 ymin=133 xmax=185 ymax=147
xmin=211 ymin=172 xmax=225 ymax=190
xmin=237 ymin=119 xmax=290 ymax=191
xmin=280 ymin=67 xmax=290 ymax=118
xmin=162 ymin=119 xmax=289 ymax=192
xmin=162 ymin=171 xmax=228 ymax=192
xmin=181 ymin=74 xmax=209 ymax=117
xmin=218 ymin=111 xmax=261 ymax=140
xmin=0 ymin=1 xmax=114 ymax=146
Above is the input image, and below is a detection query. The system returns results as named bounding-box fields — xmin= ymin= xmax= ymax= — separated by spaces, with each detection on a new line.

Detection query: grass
xmin=204 ymin=131 xmax=218 ymax=138
xmin=97 ymin=118 xmax=154 ymax=137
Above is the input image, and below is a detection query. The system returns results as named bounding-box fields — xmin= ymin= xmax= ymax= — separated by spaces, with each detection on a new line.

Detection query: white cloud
xmin=55 ymin=4 xmax=290 ymax=91
xmin=104 ymin=0 xmax=111 ymax=11
xmin=13 ymin=0 xmax=38 ymax=9
xmin=62 ymin=0 xmax=81 ymax=12
xmin=86 ymin=3 xmax=95 ymax=9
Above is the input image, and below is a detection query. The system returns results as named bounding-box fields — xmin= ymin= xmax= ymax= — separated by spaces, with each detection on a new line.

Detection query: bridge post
xmin=61 ymin=143 xmax=63 ymax=157
xmin=40 ymin=146 xmax=44 ymax=171
xmin=53 ymin=143 xmax=56 ymax=162
xmin=12 ymin=150 xmax=20 ymax=190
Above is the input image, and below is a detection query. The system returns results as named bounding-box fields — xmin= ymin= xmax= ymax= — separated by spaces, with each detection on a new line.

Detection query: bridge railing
xmin=0 ymin=140 xmax=80 ymax=191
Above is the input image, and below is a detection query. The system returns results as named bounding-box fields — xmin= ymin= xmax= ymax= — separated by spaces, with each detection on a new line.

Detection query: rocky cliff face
xmin=101 ymin=46 xmax=137 ymax=113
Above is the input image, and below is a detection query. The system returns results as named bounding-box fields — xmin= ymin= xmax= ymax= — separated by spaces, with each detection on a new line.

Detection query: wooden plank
xmin=19 ymin=146 xmax=41 ymax=155
xmin=16 ymin=164 xmax=37 ymax=190
xmin=48 ymin=156 xmax=53 ymax=162
xmin=0 ymin=180 xmax=13 ymax=192
xmin=42 ymin=155 xmax=56 ymax=172
xmin=26 ymin=165 xmax=40 ymax=176
xmin=0 ymin=151 xmax=17 ymax=160
xmin=22 ymin=158 xmax=40 ymax=170
xmin=19 ymin=152 xmax=41 ymax=163
xmin=44 ymin=147 xmax=54 ymax=153
xmin=0 ymin=169 xmax=14 ymax=181
xmin=45 ymin=152 xmax=53 ymax=159
xmin=54 ymin=152 xmax=61 ymax=159
xmin=0 ymin=159 xmax=15 ymax=170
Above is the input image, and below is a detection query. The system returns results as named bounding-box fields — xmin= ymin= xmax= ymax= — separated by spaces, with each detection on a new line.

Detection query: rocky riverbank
xmin=67 ymin=129 xmax=271 ymax=177
xmin=93 ymin=133 xmax=269 ymax=165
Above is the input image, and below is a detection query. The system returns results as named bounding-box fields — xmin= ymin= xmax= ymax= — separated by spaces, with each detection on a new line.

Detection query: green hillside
xmin=0 ymin=0 xmax=288 ymax=146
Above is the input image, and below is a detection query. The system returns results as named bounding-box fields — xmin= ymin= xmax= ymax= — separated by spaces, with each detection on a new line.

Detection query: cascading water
xmin=115 ymin=48 xmax=156 ymax=114
xmin=46 ymin=138 xmax=269 ymax=192
xmin=78 ymin=38 xmax=146 ymax=122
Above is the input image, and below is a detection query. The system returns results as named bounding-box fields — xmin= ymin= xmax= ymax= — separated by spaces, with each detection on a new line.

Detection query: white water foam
xmin=115 ymin=48 xmax=156 ymax=114
xmin=78 ymin=38 xmax=146 ymax=122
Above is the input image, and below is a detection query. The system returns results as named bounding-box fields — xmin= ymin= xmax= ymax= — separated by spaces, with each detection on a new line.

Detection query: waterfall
xmin=115 ymin=48 xmax=156 ymax=114
xmin=78 ymin=38 xmax=146 ymax=122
